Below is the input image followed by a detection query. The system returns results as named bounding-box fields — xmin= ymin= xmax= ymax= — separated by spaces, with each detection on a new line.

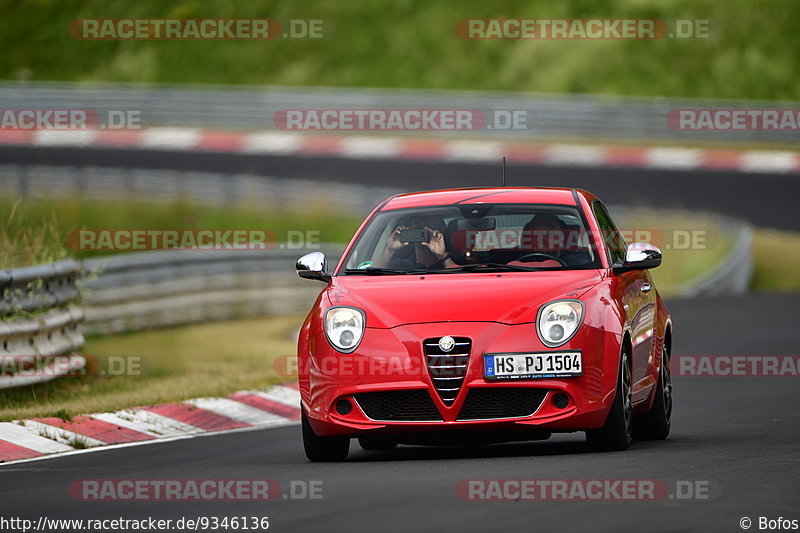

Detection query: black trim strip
xmin=571 ymin=188 xmax=580 ymax=206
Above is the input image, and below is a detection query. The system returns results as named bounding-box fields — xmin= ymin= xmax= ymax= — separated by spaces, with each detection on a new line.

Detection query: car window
xmin=592 ymin=200 xmax=627 ymax=266
xmin=340 ymin=203 xmax=602 ymax=273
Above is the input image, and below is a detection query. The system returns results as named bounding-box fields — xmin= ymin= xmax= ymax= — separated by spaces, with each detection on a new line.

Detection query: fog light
xmin=339 ymin=330 xmax=355 ymax=347
xmin=552 ymin=393 xmax=569 ymax=409
xmin=335 ymin=398 xmax=353 ymax=415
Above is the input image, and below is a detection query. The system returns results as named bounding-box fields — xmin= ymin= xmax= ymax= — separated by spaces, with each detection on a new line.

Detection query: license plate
xmin=484 ymin=352 xmax=582 ymax=380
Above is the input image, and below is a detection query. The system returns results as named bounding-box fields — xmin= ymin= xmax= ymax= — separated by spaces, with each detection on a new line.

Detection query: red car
xmin=295 ymin=187 xmax=672 ymax=461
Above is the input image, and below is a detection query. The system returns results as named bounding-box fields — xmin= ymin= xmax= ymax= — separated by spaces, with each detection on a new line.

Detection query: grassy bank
xmin=1 ymin=0 xmax=798 ymax=100
xmin=0 ymin=196 xmax=362 ymax=268
xmin=752 ymin=229 xmax=800 ymax=292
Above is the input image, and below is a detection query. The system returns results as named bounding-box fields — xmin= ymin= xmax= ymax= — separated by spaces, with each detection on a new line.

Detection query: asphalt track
xmin=2 ymin=146 xmax=800 ymax=230
xmin=1 ymin=292 xmax=798 ymax=533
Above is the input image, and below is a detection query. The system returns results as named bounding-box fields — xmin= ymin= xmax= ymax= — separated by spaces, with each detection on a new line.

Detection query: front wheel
xmin=633 ymin=345 xmax=672 ymax=440
xmin=586 ymin=348 xmax=632 ymax=451
xmin=302 ymin=409 xmax=350 ymax=462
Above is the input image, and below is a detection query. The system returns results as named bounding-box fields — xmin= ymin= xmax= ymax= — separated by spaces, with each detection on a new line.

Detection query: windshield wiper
xmin=344 ymin=263 xmax=549 ymax=275
xmin=343 ymin=267 xmax=427 ymax=275
xmin=446 ymin=263 xmax=546 ymax=273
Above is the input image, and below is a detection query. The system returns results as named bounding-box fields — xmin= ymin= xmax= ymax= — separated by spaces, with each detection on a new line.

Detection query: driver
xmin=373 ymin=214 xmax=458 ymax=270
xmin=521 ymin=214 xmax=589 ymax=267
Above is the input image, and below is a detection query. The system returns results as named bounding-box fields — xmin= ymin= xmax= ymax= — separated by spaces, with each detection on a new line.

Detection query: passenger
xmin=374 ymin=214 xmax=458 ymax=270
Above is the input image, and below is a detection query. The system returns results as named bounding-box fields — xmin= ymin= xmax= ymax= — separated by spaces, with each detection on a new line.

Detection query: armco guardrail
xmin=0 ymin=258 xmax=81 ymax=315
xmin=0 ymin=259 xmax=86 ymax=390
xmin=677 ymin=218 xmax=754 ymax=297
xmin=81 ymin=247 xmax=343 ymax=335
xmin=1 ymin=81 xmax=798 ymax=143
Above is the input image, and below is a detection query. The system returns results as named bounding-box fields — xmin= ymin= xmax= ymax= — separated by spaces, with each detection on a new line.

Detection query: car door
xmin=631 ymin=268 xmax=658 ymax=401
xmin=593 ymin=201 xmax=655 ymax=404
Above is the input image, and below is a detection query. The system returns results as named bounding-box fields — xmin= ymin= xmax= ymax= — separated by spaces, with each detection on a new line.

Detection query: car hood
xmin=326 ymin=270 xmax=604 ymax=328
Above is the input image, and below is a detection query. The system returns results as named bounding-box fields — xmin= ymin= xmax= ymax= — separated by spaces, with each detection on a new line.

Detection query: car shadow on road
xmin=348 ymin=438 xmax=595 ymax=462
xmin=343 ymin=434 xmax=691 ymax=463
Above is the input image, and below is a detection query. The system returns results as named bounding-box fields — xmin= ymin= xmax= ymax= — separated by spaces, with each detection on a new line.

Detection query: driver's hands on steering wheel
xmin=516 ymin=252 xmax=568 ymax=267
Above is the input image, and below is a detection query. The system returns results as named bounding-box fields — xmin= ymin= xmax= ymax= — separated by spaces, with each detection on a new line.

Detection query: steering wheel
xmin=515 ymin=252 xmax=568 ymax=267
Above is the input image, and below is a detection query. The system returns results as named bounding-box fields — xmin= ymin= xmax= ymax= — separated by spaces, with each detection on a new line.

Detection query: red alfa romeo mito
xmin=295 ymin=187 xmax=672 ymax=461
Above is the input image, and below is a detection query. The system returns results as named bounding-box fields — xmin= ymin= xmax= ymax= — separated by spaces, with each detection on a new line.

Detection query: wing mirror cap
xmin=614 ymin=243 xmax=662 ymax=273
xmin=296 ymin=251 xmax=331 ymax=282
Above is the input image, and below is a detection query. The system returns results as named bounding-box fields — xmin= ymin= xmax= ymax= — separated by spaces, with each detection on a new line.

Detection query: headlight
xmin=537 ymin=300 xmax=584 ymax=347
xmin=324 ymin=307 xmax=366 ymax=353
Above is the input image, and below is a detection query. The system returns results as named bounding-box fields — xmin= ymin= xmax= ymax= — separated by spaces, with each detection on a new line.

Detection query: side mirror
xmin=296 ymin=252 xmax=331 ymax=282
xmin=614 ymin=243 xmax=662 ymax=273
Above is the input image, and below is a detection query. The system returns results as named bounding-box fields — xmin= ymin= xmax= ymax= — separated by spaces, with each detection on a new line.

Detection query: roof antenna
xmin=502 ymin=156 xmax=507 ymax=186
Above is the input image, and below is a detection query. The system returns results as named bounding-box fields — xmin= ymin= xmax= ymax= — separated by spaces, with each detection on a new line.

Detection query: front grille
xmin=424 ymin=337 xmax=471 ymax=405
xmin=354 ymin=390 xmax=442 ymax=421
xmin=457 ymin=388 xmax=548 ymax=421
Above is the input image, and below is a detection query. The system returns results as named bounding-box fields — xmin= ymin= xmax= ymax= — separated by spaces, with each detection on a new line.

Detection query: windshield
xmin=340 ymin=203 xmax=602 ymax=275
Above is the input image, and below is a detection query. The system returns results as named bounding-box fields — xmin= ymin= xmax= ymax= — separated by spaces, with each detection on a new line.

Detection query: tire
xmin=302 ymin=409 xmax=350 ymax=462
xmin=358 ymin=435 xmax=398 ymax=451
xmin=633 ymin=345 xmax=672 ymax=440
xmin=586 ymin=348 xmax=632 ymax=451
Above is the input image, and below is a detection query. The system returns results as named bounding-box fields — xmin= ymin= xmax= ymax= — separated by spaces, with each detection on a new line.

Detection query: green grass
xmin=1 ymin=0 xmax=798 ymax=100
xmin=51 ymin=408 xmax=74 ymax=422
xmin=752 ymin=229 xmax=800 ymax=292
xmin=0 ymin=315 xmax=301 ymax=422
xmin=0 ymin=196 xmax=362 ymax=268
xmin=0 ymin=199 xmax=68 ymax=268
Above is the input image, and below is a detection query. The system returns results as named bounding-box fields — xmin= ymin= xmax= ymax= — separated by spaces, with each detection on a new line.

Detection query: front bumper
xmin=299 ymin=321 xmax=621 ymax=437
